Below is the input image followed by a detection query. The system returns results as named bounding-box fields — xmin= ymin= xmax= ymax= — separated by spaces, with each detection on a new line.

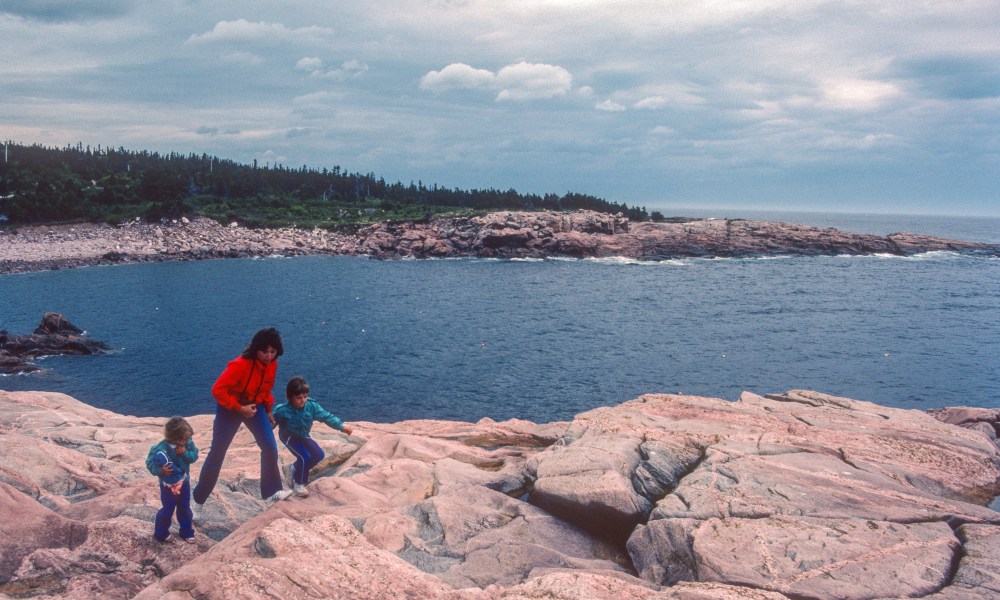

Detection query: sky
xmin=2 ymin=1 xmax=998 ymax=217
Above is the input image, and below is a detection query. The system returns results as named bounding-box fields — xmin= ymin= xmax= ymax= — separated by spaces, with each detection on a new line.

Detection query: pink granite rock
xmin=134 ymin=514 xmax=458 ymax=600
xmin=1 ymin=387 xmax=999 ymax=599
xmin=0 ymin=483 xmax=87 ymax=584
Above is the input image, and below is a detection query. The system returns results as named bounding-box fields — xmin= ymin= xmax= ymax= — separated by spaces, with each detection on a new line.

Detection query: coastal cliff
xmin=1 ymin=389 xmax=998 ymax=599
xmin=1 ymin=210 xmax=996 ymax=274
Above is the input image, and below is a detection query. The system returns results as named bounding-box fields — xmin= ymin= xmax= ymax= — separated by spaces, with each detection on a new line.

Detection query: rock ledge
xmin=1 ymin=388 xmax=998 ymax=599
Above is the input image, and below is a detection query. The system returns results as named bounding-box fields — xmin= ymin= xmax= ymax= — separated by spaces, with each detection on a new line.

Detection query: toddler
xmin=146 ymin=416 xmax=199 ymax=543
xmin=271 ymin=376 xmax=352 ymax=497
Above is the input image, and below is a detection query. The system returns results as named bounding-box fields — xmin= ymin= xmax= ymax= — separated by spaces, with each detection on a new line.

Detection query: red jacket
xmin=212 ymin=356 xmax=278 ymax=412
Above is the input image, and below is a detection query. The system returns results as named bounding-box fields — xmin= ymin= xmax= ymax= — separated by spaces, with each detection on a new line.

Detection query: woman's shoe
xmin=191 ymin=501 xmax=205 ymax=521
xmin=265 ymin=489 xmax=293 ymax=505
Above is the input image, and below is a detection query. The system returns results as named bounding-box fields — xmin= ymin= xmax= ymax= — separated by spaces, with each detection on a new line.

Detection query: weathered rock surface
xmin=0 ymin=387 xmax=998 ymax=599
xmin=0 ymin=314 xmax=110 ymax=375
xmin=1 ymin=211 xmax=995 ymax=274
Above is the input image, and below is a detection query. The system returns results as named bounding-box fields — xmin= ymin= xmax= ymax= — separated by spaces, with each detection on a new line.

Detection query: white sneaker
xmin=191 ymin=501 xmax=205 ymax=521
xmin=293 ymin=484 xmax=309 ymax=497
xmin=265 ymin=489 xmax=293 ymax=505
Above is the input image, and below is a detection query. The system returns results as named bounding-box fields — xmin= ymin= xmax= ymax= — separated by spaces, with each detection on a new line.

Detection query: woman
xmin=192 ymin=327 xmax=291 ymax=516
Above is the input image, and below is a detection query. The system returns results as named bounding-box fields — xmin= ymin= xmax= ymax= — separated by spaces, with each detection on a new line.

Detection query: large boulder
xmin=33 ymin=313 xmax=84 ymax=336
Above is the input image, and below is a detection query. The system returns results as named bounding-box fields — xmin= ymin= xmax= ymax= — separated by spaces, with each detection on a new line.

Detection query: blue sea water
xmin=1 ymin=211 xmax=998 ymax=423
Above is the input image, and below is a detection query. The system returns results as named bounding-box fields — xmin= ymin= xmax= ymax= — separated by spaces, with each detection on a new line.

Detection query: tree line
xmin=0 ymin=142 xmax=651 ymax=228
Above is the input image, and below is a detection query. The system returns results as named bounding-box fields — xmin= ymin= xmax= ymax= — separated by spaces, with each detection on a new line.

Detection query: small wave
xmin=585 ymin=256 xmax=689 ymax=266
xmin=866 ymin=251 xmax=964 ymax=261
xmin=509 ymin=257 xmax=546 ymax=263
xmin=683 ymin=255 xmax=796 ymax=264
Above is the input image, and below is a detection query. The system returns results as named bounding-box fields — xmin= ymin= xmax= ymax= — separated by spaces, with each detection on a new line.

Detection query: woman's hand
xmin=238 ymin=404 xmax=257 ymax=419
xmin=161 ymin=463 xmax=174 ymax=476
xmin=268 ymin=413 xmax=276 ymax=427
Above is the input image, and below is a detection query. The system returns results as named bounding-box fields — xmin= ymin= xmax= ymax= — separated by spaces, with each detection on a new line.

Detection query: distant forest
xmin=0 ymin=142 xmax=652 ymax=229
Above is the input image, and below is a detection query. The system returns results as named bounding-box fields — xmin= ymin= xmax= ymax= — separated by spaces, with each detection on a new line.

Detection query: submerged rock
xmin=0 ymin=388 xmax=998 ymax=598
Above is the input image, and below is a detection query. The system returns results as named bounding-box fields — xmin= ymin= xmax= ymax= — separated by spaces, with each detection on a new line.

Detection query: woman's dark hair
xmin=164 ymin=416 xmax=193 ymax=444
xmin=286 ymin=375 xmax=310 ymax=399
xmin=241 ymin=327 xmax=284 ymax=359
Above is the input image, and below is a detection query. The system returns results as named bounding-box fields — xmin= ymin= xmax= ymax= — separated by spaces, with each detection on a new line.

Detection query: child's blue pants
xmin=155 ymin=478 xmax=194 ymax=541
xmin=280 ymin=433 xmax=325 ymax=485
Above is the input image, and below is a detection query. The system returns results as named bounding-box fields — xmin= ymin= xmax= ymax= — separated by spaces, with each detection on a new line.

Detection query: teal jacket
xmin=272 ymin=398 xmax=345 ymax=439
xmin=145 ymin=439 xmax=199 ymax=485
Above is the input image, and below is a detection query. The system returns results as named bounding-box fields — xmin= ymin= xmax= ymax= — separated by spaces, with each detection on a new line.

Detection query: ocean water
xmin=1 ymin=211 xmax=998 ymax=423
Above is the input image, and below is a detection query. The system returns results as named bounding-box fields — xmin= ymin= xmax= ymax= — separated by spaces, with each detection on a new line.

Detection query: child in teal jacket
xmin=271 ymin=376 xmax=352 ymax=497
xmin=146 ymin=416 xmax=199 ymax=543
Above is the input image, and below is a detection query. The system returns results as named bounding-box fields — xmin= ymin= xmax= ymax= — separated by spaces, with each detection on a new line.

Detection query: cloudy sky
xmin=2 ymin=1 xmax=998 ymax=216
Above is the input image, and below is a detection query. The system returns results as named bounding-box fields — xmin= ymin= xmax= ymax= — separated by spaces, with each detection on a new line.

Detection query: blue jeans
xmin=280 ymin=432 xmax=325 ymax=485
xmin=193 ymin=403 xmax=282 ymax=503
xmin=155 ymin=478 xmax=193 ymax=541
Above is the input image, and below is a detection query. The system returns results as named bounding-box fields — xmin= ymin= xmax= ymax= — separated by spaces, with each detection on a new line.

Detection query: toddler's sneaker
xmin=265 ymin=489 xmax=293 ymax=505
xmin=183 ymin=535 xmax=196 ymax=544
xmin=156 ymin=534 xmax=174 ymax=543
xmin=293 ymin=484 xmax=309 ymax=497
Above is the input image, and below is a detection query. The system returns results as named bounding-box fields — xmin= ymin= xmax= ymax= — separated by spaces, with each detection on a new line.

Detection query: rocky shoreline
xmin=2 ymin=210 xmax=996 ymax=274
xmin=0 ymin=388 xmax=998 ymax=599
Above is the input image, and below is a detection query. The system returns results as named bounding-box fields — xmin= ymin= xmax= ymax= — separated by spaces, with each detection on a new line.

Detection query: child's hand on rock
xmin=342 ymin=425 xmax=353 ymax=436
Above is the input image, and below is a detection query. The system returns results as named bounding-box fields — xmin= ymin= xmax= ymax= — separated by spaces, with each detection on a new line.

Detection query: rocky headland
xmin=1 ymin=211 xmax=996 ymax=274
xmin=0 ymin=388 xmax=998 ymax=599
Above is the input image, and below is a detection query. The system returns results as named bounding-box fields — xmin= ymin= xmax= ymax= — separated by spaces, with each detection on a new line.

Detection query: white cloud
xmin=495 ymin=62 xmax=572 ymax=101
xmin=634 ymin=96 xmax=668 ymax=110
xmin=297 ymin=57 xmax=324 ymax=71
xmin=186 ymin=19 xmax=333 ymax=45
xmin=420 ymin=63 xmax=496 ymax=91
xmin=295 ymin=57 xmax=367 ymax=80
xmin=596 ymin=100 xmax=626 ymax=112
xmin=819 ymin=78 xmax=903 ymax=111
xmin=322 ymin=59 xmax=370 ymax=80
xmin=421 ymin=61 xmax=572 ymax=101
